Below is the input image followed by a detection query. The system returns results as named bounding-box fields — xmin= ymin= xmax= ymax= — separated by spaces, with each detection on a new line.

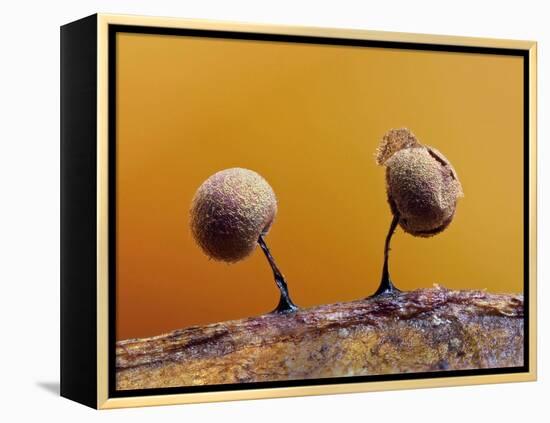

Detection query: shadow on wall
xmin=36 ymin=381 xmax=59 ymax=396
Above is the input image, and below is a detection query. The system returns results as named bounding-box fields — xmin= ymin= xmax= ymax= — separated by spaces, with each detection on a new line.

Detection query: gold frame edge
xmin=97 ymin=14 xmax=110 ymax=409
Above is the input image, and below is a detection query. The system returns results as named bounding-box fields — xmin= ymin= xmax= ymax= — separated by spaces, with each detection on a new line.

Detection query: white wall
xmin=0 ymin=1 xmax=546 ymax=421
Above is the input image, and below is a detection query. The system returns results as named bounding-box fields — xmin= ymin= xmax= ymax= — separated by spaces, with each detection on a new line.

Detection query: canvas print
xmin=113 ymin=31 xmax=525 ymax=391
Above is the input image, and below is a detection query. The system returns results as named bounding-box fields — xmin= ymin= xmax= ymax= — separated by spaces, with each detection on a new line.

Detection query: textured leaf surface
xmin=116 ymin=286 xmax=523 ymax=390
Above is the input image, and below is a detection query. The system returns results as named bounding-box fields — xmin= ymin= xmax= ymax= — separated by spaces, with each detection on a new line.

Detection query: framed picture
xmin=60 ymin=13 xmax=537 ymax=409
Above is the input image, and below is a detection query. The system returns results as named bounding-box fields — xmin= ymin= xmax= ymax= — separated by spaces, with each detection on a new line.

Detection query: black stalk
xmin=258 ymin=234 xmax=298 ymax=313
xmin=372 ymin=214 xmax=401 ymax=297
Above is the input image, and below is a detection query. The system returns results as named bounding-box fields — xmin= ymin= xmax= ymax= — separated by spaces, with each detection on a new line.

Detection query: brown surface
xmin=116 ymin=286 xmax=523 ymax=390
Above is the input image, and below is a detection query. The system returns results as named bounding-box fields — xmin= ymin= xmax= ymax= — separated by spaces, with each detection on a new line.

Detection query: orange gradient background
xmin=116 ymin=32 xmax=524 ymax=341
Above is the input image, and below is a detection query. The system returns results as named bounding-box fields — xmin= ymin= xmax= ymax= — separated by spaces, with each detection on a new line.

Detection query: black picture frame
xmin=61 ymin=13 xmax=537 ymax=409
